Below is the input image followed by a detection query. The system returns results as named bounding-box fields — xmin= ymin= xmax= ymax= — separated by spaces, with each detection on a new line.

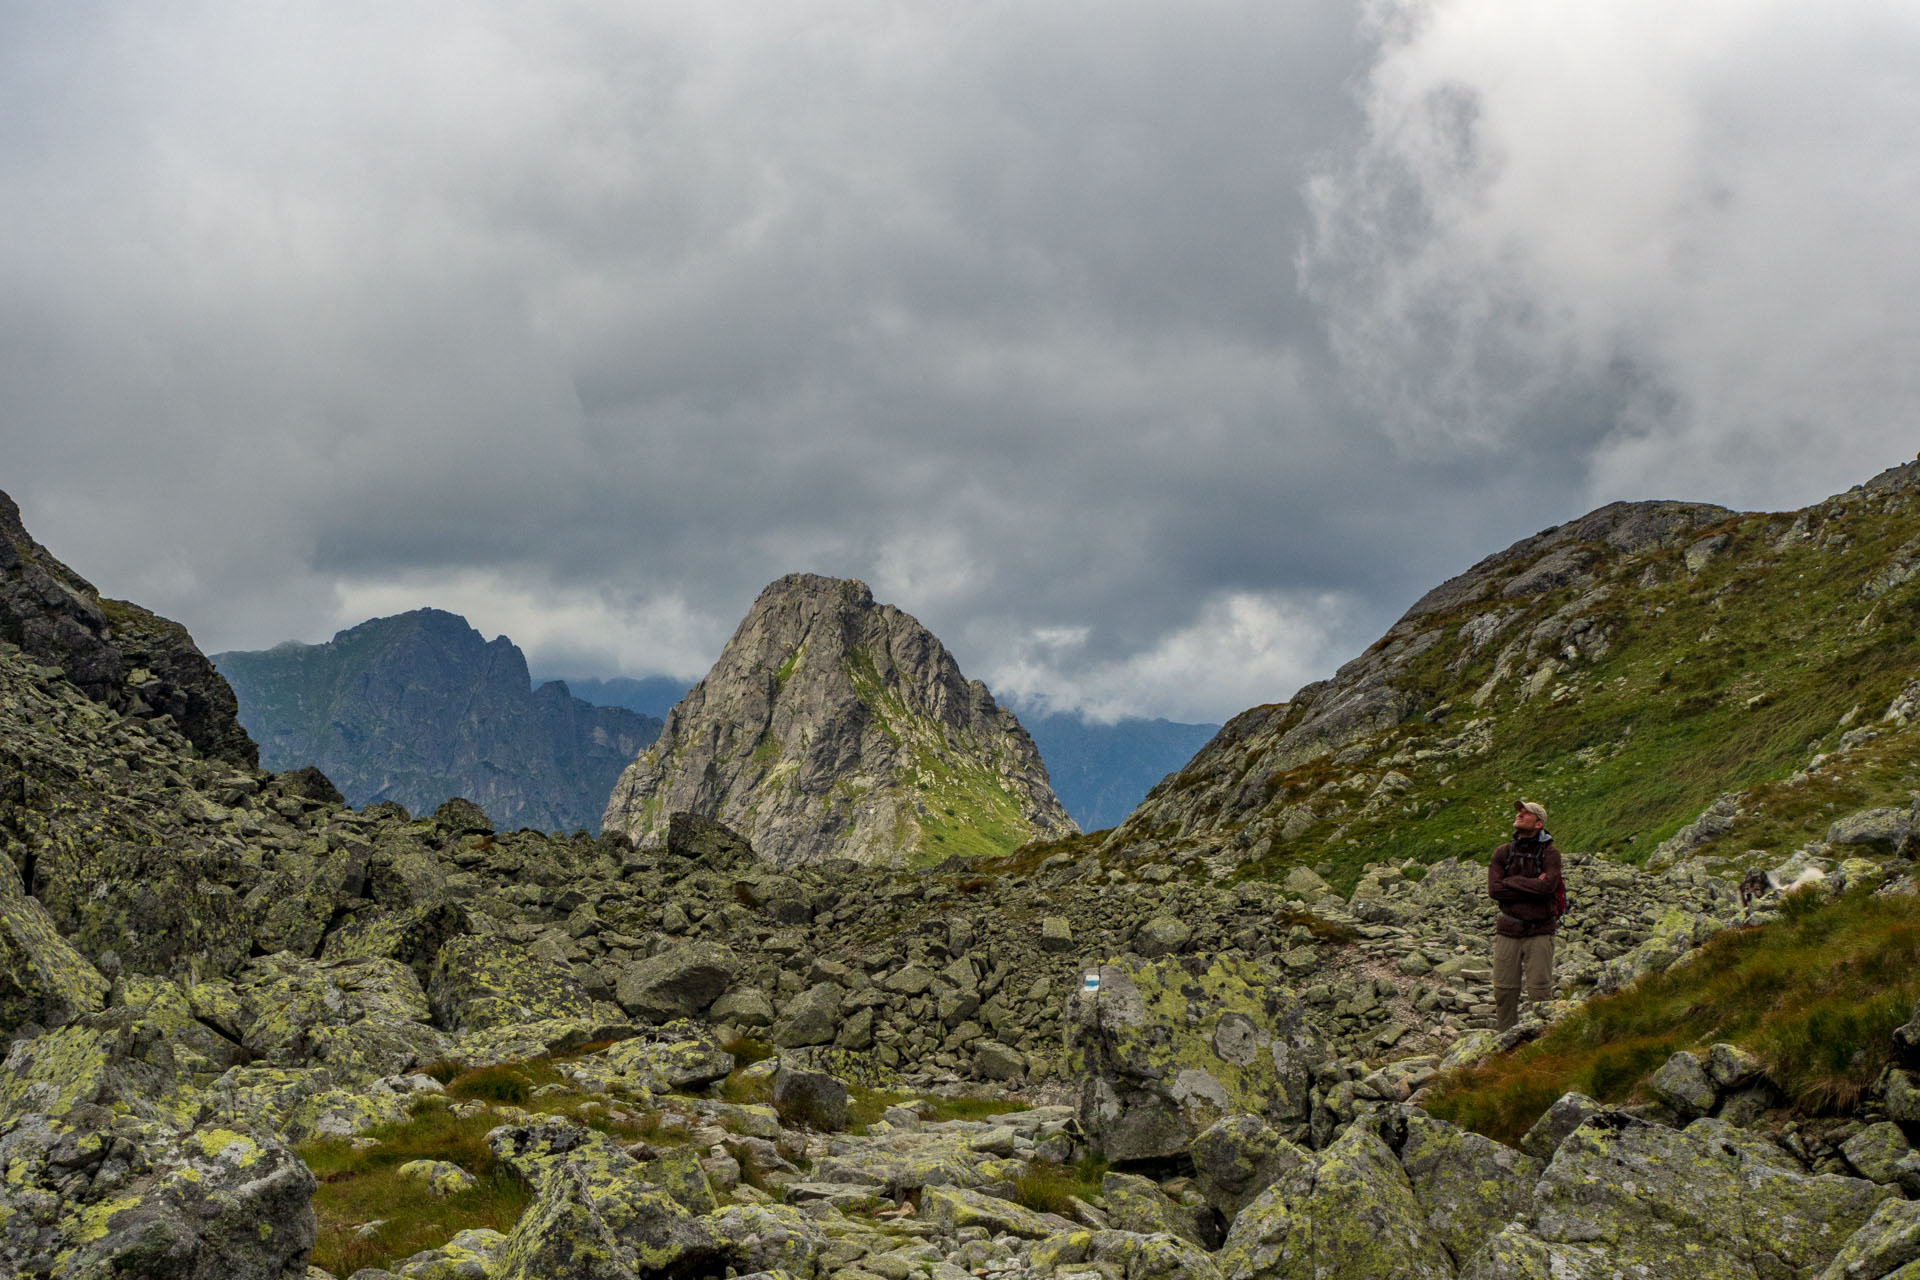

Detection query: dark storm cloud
xmin=3 ymin=2 xmax=1910 ymax=722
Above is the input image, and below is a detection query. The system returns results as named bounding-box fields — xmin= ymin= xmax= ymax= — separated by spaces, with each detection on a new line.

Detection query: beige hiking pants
xmin=1493 ymin=933 xmax=1555 ymax=1032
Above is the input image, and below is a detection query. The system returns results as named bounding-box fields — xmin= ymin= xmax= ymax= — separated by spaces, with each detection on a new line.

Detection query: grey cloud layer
xmin=3 ymin=2 xmax=1912 ymax=722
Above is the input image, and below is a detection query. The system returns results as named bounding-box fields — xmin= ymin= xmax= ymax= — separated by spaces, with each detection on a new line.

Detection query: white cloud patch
xmin=1303 ymin=0 xmax=1920 ymax=509
xmin=331 ymin=571 xmax=724 ymax=684
xmin=991 ymin=589 xmax=1357 ymax=724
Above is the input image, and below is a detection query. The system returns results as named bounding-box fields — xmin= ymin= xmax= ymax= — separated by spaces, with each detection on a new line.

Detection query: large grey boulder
xmin=1492 ymin=1116 xmax=1896 ymax=1278
xmin=710 ymin=984 xmax=776 ymax=1028
xmin=769 ymin=981 xmax=841 ymax=1048
xmin=493 ymin=1142 xmax=726 ymax=1280
xmin=1814 ymin=1198 xmax=1920 ymax=1280
xmin=614 ymin=941 xmax=737 ymax=1022
xmin=771 ymin=1064 xmax=849 ymax=1131
xmin=1067 ymin=956 xmax=1329 ymax=1161
xmin=1646 ymin=1049 xmax=1717 ymax=1119
xmin=1217 ymin=1118 xmax=1453 ymax=1280
xmin=1518 ymin=1091 xmax=1606 ymax=1161
xmin=1826 ymin=807 xmax=1913 ymax=854
xmin=427 ymin=934 xmax=599 ymax=1034
xmin=1135 ymin=915 xmax=1193 ymax=958
xmin=240 ymin=952 xmax=448 ymax=1083
xmin=1101 ymin=1172 xmax=1215 ymax=1248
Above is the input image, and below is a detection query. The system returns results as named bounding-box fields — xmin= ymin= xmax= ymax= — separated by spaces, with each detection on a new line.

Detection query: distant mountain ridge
xmin=530 ymin=673 xmax=691 ymax=722
xmin=213 ymin=610 xmax=660 ymax=832
xmin=1018 ymin=711 xmax=1220 ymax=831
xmin=603 ymin=573 xmax=1077 ymax=865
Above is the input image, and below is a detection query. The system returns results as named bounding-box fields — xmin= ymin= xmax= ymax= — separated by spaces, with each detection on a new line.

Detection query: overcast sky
xmin=5 ymin=1 xmax=1918 ymax=723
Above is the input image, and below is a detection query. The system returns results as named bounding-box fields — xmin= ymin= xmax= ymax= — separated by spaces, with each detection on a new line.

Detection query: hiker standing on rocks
xmin=1489 ymin=800 xmax=1563 ymax=1032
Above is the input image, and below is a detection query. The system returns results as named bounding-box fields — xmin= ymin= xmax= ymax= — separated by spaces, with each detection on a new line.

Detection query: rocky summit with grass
xmin=4 ymin=467 xmax=1920 ymax=1280
xmin=604 ymin=573 xmax=1077 ymax=867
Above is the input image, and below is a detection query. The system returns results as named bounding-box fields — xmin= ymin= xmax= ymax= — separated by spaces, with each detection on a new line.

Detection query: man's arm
xmin=1501 ymin=845 xmax=1562 ymax=897
xmin=1488 ymin=846 xmax=1519 ymax=902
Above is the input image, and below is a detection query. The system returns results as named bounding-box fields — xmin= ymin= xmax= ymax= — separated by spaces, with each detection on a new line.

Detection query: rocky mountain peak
xmin=604 ymin=573 xmax=1076 ymax=865
xmin=213 ymin=608 xmax=659 ymax=833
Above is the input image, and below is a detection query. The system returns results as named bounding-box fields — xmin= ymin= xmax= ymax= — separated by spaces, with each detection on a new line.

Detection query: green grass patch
xmin=843 ymin=1086 xmax=1030 ymax=1134
xmin=299 ymin=1099 xmax=533 ymax=1276
xmin=1010 ymin=1154 xmax=1110 ymax=1216
xmin=1424 ymin=885 xmax=1920 ymax=1146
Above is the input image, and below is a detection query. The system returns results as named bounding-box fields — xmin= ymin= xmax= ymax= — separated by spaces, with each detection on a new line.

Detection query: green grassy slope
xmin=1097 ymin=463 xmax=1920 ymax=892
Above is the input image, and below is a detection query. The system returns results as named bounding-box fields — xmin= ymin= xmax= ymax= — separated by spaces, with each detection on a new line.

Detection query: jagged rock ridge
xmin=605 ymin=574 xmax=1076 ymax=865
xmin=214 ymin=609 xmax=660 ymax=833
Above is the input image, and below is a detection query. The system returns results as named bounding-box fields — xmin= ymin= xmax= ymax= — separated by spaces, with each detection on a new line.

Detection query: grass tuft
xmin=1010 ymin=1154 xmax=1109 ymax=1216
xmin=721 ymin=1035 xmax=776 ymax=1069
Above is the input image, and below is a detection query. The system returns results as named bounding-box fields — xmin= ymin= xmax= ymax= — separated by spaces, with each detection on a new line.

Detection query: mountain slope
xmin=1102 ymin=461 xmax=1920 ymax=889
xmin=1020 ymin=711 xmax=1221 ymax=831
xmin=214 ymin=610 xmax=660 ymax=831
xmin=603 ymin=573 xmax=1077 ymax=865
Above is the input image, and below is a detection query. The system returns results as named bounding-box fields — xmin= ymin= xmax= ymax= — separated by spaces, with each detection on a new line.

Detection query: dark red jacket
xmin=1489 ymin=834 xmax=1562 ymax=937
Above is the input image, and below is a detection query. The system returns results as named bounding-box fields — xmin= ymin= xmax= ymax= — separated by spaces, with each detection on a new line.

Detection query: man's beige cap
xmin=1515 ymin=800 xmax=1548 ymax=821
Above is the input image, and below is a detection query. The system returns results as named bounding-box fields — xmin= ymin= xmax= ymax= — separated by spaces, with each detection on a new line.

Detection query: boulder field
xmin=8 ymin=623 xmax=1920 ymax=1276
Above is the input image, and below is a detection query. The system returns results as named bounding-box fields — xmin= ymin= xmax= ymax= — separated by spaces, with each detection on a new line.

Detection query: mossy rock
xmin=1067 ymin=956 xmax=1328 ymax=1161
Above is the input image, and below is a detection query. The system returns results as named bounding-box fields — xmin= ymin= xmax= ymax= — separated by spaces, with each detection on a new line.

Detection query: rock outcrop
xmin=604 ymin=574 xmax=1076 ymax=865
xmin=215 ymin=608 xmax=660 ymax=833
xmin=0 ymin=489 xmax=256 ymax=768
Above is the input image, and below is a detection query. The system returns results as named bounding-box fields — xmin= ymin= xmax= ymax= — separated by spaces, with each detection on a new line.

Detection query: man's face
xmin=1513 ymin=808 xmax=1544 ymax=837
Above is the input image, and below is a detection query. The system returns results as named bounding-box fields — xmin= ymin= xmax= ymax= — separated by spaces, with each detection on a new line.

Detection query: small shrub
xmin=721 ymin=1036 xmax=775 ymax=1069
xmin=926 ymin=1096 xmax=1029 ymax=1123
xmin=420 ymin=1059 xmax=462 ymax=1086
xmin=445 ymin=1064 xmax=539 ymax=1106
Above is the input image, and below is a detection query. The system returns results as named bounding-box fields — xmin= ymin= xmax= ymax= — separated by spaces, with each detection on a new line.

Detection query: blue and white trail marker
xmin=1083 ymin=971 xmax=1101 ymax=994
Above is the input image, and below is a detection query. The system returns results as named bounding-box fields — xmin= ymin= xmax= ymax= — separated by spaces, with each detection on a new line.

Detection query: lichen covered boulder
xmin=1395 ymin=1110 xmax=1542 ymax=1269
xmin=1067 ymin=956 xmax=1328 ymax=1160
xmin=555 ymin=1023 xmax=733 ymax=1095
xmin=0 ymin=1114 xmax=315 ymax=1280
xmin=492 ymin=1128 xmax=728 ymax=1280
xmin=0 ymin=857 xmax=109 ymax=1037
xmin=1513 ymin=1116 xmax=1896 ymax=1278
xmin=1217 ymin=1117 xmax=1452 ymax=1280
xmin=1189 ymin=1113 xmax=1307 ymax=1223
xmin=236 ymin=952 xmax=448 ymax=1084
xmin=428 ymin=934 xmax=601 ymax=1033
xmin=921 ymin=1185 xmax=1075 ymax=1240
xmin=614 ymin=941 xmax=738 ymax=1022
